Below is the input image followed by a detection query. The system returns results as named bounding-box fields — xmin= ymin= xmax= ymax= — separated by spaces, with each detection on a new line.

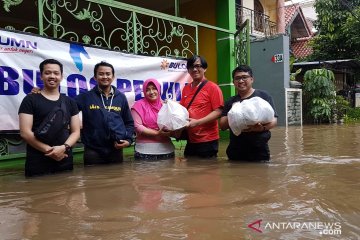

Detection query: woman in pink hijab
xmin=131 ymin=78 xmax=175 ymax=160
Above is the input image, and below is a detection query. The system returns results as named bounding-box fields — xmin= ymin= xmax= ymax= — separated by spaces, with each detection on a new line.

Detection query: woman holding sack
xmin=131 ymin=78 xmax=177 ymax=160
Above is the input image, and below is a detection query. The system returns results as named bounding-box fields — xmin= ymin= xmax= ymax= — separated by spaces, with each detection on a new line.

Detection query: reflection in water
xmin=0 ymin=125 xmax=360 ymax=239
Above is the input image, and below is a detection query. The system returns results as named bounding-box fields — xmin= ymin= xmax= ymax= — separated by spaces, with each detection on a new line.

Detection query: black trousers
xmin=84 ymin=147 xmax=123 ymax=165
xmin=25 ymin=151 xmax=73 ymax=177
xmin=227 ymin=131 xmax=271 ymax=162
xmin=184 ymin=140 xmax=218 ymax=158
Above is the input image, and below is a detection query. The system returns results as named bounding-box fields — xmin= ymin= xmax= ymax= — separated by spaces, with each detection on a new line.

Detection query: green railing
xmin=235 ymin=19 xmax=250 ymax=66
xmin=2 ymin=0 xmax=199 ymax=58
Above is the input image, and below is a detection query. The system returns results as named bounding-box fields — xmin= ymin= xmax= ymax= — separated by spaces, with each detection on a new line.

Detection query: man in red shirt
xmin=180 ymin=55 xmax=224 ymax=158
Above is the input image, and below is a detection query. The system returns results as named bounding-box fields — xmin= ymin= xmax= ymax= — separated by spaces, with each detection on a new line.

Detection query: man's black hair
xmin=94 ymin=61 xmax=115 ymax=77
xmin=232 ymin=65 xmax=253 ymax=79
xmin=39 ymin=59 xmax=63 ymax=74
xmin=186 ymin=55 xmax=208 ymax=70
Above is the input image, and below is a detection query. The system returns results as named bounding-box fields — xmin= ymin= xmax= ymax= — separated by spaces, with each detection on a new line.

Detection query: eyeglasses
xmin=234 ymin=75 xmax=251 ymax=82
xmin=189 ymin=64 xmax=203 ymax=71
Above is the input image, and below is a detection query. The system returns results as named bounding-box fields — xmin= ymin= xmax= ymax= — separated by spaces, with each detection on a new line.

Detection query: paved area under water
xmin=0 ymin=125 xmax=359 ymax=239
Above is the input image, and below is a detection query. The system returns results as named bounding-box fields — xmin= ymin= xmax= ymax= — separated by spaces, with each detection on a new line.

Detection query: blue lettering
xmin=161 ymin=82 xmax=175 ymax=100
xmin=116 ymin=78 xmax=132 ymax=93
xmin=133 ymin=80 xmax=144 ymax=101
xmin=168 ymin=62 xmax=187 ymax=69
xmin=169 ymin=62 xmax=176 ymax=68
xmin=12 ymin=38 xmax=25 ymax=48
xmin=0 ymin=37 xmax=37 ymax=49
xmin=0 ymin=36 xmax=10 ymax=46
xmin=89 ymin=77 xmax=96 ymax=89
xmin=175 ymin=82 xmax=181 ymax=101
xmin=22 ymin=69 xmax=35 ymax=94
xmin=25 ymin=41 xmax=37 ymax=49
xmin=22 ymin=70 xmax=43 ymax=93
xmin=0 ymin=65 xmax=185 ymax=103
xmin=67 ymin=74 xmax=88 ymax=98
xmin=0 ymin=66 xmax=19 ymax=95
xmin=35 ymin=71 xmax=44 ymax=89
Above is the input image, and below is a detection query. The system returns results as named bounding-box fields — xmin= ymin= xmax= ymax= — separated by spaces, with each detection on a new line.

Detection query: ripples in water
xmin=0 ymin=125 xmax=359 ymax=239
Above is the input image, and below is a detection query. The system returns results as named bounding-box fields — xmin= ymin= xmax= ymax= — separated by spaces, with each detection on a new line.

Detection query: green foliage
xmin=310 ymin=0 xmax=360 ymax=60
xmin=303 ymin=68 xmax=336 ymax=123
xmin=344 ymin=107 xmax=360 ymax=123
xmin=343 ymin=7 xmax=360 ymax=59
xmin=309 ymin=98 xmax=332 ymax=121
xmin=332 ymin=95 xmax=350 ymax=120
xmin=289 ymin=55 xmax=302 ymax=81
xmin=291 ymin=69 xmax=302 ymax=81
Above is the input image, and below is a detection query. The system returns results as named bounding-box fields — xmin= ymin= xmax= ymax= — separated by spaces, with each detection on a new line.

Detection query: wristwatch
xmin=64 ymin=143 xmax=71 ymax=153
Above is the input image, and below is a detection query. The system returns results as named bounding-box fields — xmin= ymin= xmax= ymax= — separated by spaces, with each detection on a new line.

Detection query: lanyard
xmin=100 ymin=94 xmax=114 ymax=112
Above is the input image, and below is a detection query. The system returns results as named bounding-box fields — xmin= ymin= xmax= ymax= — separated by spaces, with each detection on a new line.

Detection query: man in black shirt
xmin=19 ymin=59 xmax=80 ymax=176
xmin=220 ymin=65 xmax=277 ymax=161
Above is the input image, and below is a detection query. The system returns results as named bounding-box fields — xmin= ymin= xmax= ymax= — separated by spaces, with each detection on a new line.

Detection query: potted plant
xmin=289 ymin=55 xmax=302 ymax=88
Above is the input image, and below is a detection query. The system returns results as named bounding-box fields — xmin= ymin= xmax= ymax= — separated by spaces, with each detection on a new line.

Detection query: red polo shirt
xmin=180 ymin=80 xmax=224 ymax=143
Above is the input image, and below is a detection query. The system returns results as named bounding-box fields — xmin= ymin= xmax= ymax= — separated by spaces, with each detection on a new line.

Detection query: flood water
xmin=0 ymin=125 xmax=359 ymax=239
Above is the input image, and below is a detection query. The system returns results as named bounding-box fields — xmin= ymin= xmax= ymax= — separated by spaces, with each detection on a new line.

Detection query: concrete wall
xmin=250 ymin=35 xmax=290 ymax=126
xmin=286 ymin=89 xmax=302 ymax=125
xmin=260 ymin=0 xmax=278 ymax=22
xmin=181 ymin=0 xmax=217 ymax=83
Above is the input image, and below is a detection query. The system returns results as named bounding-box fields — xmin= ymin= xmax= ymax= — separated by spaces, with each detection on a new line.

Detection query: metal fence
xmin=1 ymin=0 xmax=198 ymax=58
xmin=236 ymin=4 xmax=277 ymax=37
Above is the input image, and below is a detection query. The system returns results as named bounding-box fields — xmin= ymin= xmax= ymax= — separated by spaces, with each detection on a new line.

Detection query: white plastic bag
xmin=228 ymin=97 xmax=274 ymax=136
xmin=157 ymin=100 xmax=189 ymax=130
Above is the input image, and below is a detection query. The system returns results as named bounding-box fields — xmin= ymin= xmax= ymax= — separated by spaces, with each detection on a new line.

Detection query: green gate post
xmin=216 ymin=0 xmax=236 ymax=100
xmin=216 ymin=0 xmax=236 ymax=139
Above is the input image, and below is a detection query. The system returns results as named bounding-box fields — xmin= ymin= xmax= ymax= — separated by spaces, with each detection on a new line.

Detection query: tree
xmin=343 ymin=7 xmax=360 ymax=57
xmin=303 ymin=68 xmax=336 ymax=123
xmin=310 ymin=0 xmax=360 ymax=60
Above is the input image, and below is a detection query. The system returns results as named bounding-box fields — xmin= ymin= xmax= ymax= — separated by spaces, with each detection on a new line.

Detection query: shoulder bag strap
xmin=59 ymin=94 xmax=69 ymax=124
xmin=186 ymin=80 xmax=208 ymax=109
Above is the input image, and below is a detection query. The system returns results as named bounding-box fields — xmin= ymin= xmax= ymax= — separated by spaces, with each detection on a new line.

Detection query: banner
xmin=0 ymin=29 xmax=190 ymax=131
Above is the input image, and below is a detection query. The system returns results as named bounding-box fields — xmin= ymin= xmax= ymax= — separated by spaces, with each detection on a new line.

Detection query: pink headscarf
xmin=132 ymin=78 xmax=162 ymax=130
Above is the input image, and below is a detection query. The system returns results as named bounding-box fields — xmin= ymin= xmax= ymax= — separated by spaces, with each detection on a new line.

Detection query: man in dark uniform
xmin=76 ymin=61 xmax=134 ymax=165
xmin=220 ymin=65 xmax=278 ymax=161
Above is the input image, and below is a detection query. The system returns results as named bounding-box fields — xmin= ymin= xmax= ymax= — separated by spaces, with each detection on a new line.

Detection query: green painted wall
xmin=216 ymin=0 xmax=237 ymax=100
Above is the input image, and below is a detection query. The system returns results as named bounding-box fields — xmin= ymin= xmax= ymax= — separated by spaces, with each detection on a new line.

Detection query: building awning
xmin=293 ymin=59 xmax=360 ymax=73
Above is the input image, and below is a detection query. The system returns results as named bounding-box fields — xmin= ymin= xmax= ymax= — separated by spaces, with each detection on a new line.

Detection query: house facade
xmin=0 ymin=0 xmax=290 ymax=158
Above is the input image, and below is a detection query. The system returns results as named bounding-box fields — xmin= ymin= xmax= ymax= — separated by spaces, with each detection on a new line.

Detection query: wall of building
xmin=250 ymin=35 xmax=290 ymax=126
xmin=242 ymin=0 xmax=254 ymax=10
xmin=261 ymin=0 xmax=278 ymax=23
xmin=180 ymin=0 xmax=218 ymax=83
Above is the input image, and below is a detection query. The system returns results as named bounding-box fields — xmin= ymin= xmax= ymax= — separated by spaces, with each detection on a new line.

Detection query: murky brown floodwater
xmin=0 ymin=124 xmax=359 ymax=240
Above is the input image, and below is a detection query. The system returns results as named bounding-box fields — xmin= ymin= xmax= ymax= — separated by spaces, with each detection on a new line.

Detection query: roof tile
xmin=292 ymin=38 xmax=313 ymax=58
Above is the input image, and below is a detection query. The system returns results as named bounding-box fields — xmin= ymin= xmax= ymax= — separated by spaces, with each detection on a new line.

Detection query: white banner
xmin=0 ymin=29 xmax=190 ymax=131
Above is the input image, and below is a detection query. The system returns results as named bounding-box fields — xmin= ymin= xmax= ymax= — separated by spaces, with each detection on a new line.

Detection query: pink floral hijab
xmin=132 ymin=78 xmax=162 ymax=130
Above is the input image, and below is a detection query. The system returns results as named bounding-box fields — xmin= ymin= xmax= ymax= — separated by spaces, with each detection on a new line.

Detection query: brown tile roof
xmin=285 ymin=4 xmax=300 ymax=27
xmin=292 ymin=37 xmax=313 ymax=59
xmin=286 ymin=3 xmax=314 ymax=58
xmin=285 ymin=4 xmax=312 ymax=36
